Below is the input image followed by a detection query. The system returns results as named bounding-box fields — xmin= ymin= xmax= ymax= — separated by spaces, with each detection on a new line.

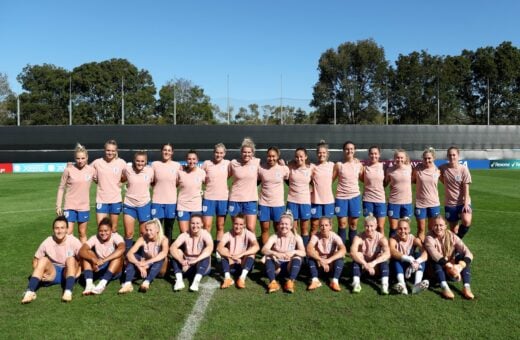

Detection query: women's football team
xmin=21 ymin=139 xmax=475 ymax=303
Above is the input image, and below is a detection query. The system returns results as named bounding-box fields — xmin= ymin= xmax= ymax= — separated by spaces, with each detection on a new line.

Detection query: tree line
xmin=0 ymin=39 xmax=518 ymax=125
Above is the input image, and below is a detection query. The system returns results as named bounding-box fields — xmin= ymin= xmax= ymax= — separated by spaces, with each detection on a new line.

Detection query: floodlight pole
xmin=17 ymin=95 xmax=20 ymax=126
xmin=174 ymin=87 xmax=177 ymax=125
xmin=487 ymin=77 xmax=490 ymax=125
xmin=69 ymin=75 xmax=72 ymax=125
xmin=227 ymin=74 xmax=230 ymax=124
xmin=333 ymin=97 xmax=337 ymax=125
xmin=280 ymin=74 xmax=283 ymax=125
xmin=121 ymin=76 xmax=125 ymax=125
xmin=437 ymin=77 xmax=440 ymax=125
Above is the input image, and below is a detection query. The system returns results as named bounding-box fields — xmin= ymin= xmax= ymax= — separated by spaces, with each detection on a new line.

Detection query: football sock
xmin=28 ymin=276 xmax=40 ymax=292
xmin=65 ymin=276 xmax=76 ymax=291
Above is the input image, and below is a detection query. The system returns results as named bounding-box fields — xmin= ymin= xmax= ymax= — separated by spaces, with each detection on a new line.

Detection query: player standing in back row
xmin=439 ymin=146 xmax=472 ymax=239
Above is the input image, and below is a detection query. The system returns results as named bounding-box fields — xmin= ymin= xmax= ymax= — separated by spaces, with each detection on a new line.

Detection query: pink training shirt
xmin=258 ymin=164 xmax=289 ymax=207
xmin=34 ymin=234 xmax=82 ymax=266
xmin=141 ymin=237 xmax=164 ymax=259
xmin=414 ymin=164 xmax=440 ymax=208
xmin=151 ymin=160 xmax=181 ymax=204
xmin=202 ymin=159 xmax=230 ymax=201
xmin=308 ymin=231 xmax=343 ymax=259
xmin=56 ymin=165 xmax=95 ymax=211
xmin=311 ymin=161 xmax=335 ymax=204
xmin=220 ymin=229 xmax=257 ymax=257
xmin=355 ymin=231 xmax=385 ymax=262
xmin=175 ymin=229 xmax=213 ymax=261
xmin=362 ymin=162 xmax=386 ymax=203
xmin=228 ymin=158 xmax=260 ymax=202
xmin=391 ymin=234 xmax=415 ymax=256
xmin=176 ymin=167 xmax=206 ymax=212
xmin=440 ymin=164 xmax=472 ymax=206
xmin=336 ymin=160 xmax=362 ymax=199
xmin=387 ymin=165 xmax=413 ymax=204
xmin=91 ymin=157 xmax=127 ymax=204
xmin=123 ymin=165 xmax=154 ymax=207
xmin=287 ymin=164 xmax=313 ymax=204
xmin=268 ymin=232 xmax=303 ymax=254
xmin=86 ymin=232 xmax=124 ymax=259
xmin=424 ymin=231 xmax=473 ymax=262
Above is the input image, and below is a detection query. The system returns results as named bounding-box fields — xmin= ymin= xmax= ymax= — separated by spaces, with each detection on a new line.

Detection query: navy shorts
xmin=123 ymin=203 xmax=152 ymax=222
xmin=310 ymin=203 xmax=335 ymax=219
xmin=202 ymin=199 xmax=228 ymax=216
xmin=363 ymin=201 xmax=387 ymax=218
xmin=151 ymin=203 xmax=176 ymax=219
xmin=415 ymin=206 xmax=441 ymax=219
xmin=258 ymin=205 xmax=285 ymax=222
xmin=334 ymin=195 xmax=362 ymax=218
xmin=64 ymin=210 xmax=90 ymax=223
xmin=96 ymin=203 xmax=122 ymax=215
xmin=387 ymin=203 xmax=413 ymax=219
xmin=228 ymin=201 xmax=258 ymax=216
xmin=286 ymin=202 xmax=311 ymax=220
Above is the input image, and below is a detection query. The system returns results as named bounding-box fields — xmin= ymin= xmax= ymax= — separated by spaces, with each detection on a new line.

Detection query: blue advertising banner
xmin=489 ymin=160 xmax=520 ymax=169
xmin=13 ymin=163 xmax=67 ymax=173
xmin=433 ymin=160 xmax=490 ymax=170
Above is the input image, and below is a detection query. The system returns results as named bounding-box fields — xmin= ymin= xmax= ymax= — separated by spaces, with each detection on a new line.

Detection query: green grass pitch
xmin=0 ymin=170 xmax=519 ymax=339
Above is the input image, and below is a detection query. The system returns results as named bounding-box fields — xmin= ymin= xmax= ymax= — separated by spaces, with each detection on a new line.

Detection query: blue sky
xmin=1 ymin=0 xmax=518 ymax=112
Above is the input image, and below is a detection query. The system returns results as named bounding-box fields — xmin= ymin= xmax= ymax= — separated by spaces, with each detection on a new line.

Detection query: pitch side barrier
xmin=0 ymin=125 xmax=518 ymax=165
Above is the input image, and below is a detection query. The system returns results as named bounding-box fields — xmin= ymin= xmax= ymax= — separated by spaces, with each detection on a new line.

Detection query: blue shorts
xmin=415 ymin=206 xmax=441 ymax=219
xmin=177 ymin=210 xmax=202 ymax=222
xmin=202 ymin=199 xmax=228 ymax=216
xmin=286 ymin=202 xmax=311 ymax=220
xmin=310 ymin=203 xmax=335 ymax=219
xmin=258 ymin=205 xmax=285 ymax=222
xmin=387 ymin=203 xmax=413 ymax=219
xmin=92 ymin=262 xmax=122 ymax=281
xmin=123 ymin=203 xmax=151 ymax=222
xmin=43 ymin=264 xmax=65 ymax=286
xmin=334 ymin=195 xmax=362 ymax=218
xmin=96 ymin=202 xmax=122 ymax=215
xmin=63 ymin=210 xmax=90 ymax=223
xmin=363 ymin=201 xmax=387 ymax=218
xmin=228 ymin=201 xmax=258 ymax=216
xmin=445 ymin=204 xmax=472 ymax=222
xmin=151 ymin=203 xmax=176 ymax=219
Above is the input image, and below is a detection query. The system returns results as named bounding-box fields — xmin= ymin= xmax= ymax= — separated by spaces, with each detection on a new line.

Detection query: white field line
xmin=177 ymin=278 xmax=220 ymax=340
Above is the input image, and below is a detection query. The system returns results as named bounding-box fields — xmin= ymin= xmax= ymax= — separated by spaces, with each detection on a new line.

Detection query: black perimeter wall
xmin=0 ymin=125 xmax=518 ymax=163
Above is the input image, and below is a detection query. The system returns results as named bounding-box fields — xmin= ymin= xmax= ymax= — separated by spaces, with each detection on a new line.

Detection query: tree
xmin=389 ymin=51 xmax=441 ymax=124
xmin=157 ymin=78 xmax=215 ymax=124
xmin=311 ymin=39 xmax=388 ymax=124
xmin=490 ymin=42 xmax=520 ymax=124
xmin=16 ymin=64 xmax=70 ymax=125
xmin=72 ymin=59 xmax=156 ymax=124
xmin=0 ymin=73 xmax=15 ymax=125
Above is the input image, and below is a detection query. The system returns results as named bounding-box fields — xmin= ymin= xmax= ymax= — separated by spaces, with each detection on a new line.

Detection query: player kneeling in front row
xmin=217 ymin=214 xmax=260 ymax=289
xmin=170 ymin=214 xmax=214 ymax=292
xmin=350 ymin=214 xmax=391 ymax=295
xmin=262 ymin=212 xmax=306 ymax=293
xmin=389 ymin=217 xmax=429 ymax=295
xmin=80 ymin=217 xmax=125 ymax=295
xmin=119 ymin=218 xmax=169 ymax=294
xmin=306 ymin=216 xmax=346 ymax=292
xmin=22 ymin=216 xmax=82 ymax=304
xmin=424 ymin=216 xmax=475 ymax=300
